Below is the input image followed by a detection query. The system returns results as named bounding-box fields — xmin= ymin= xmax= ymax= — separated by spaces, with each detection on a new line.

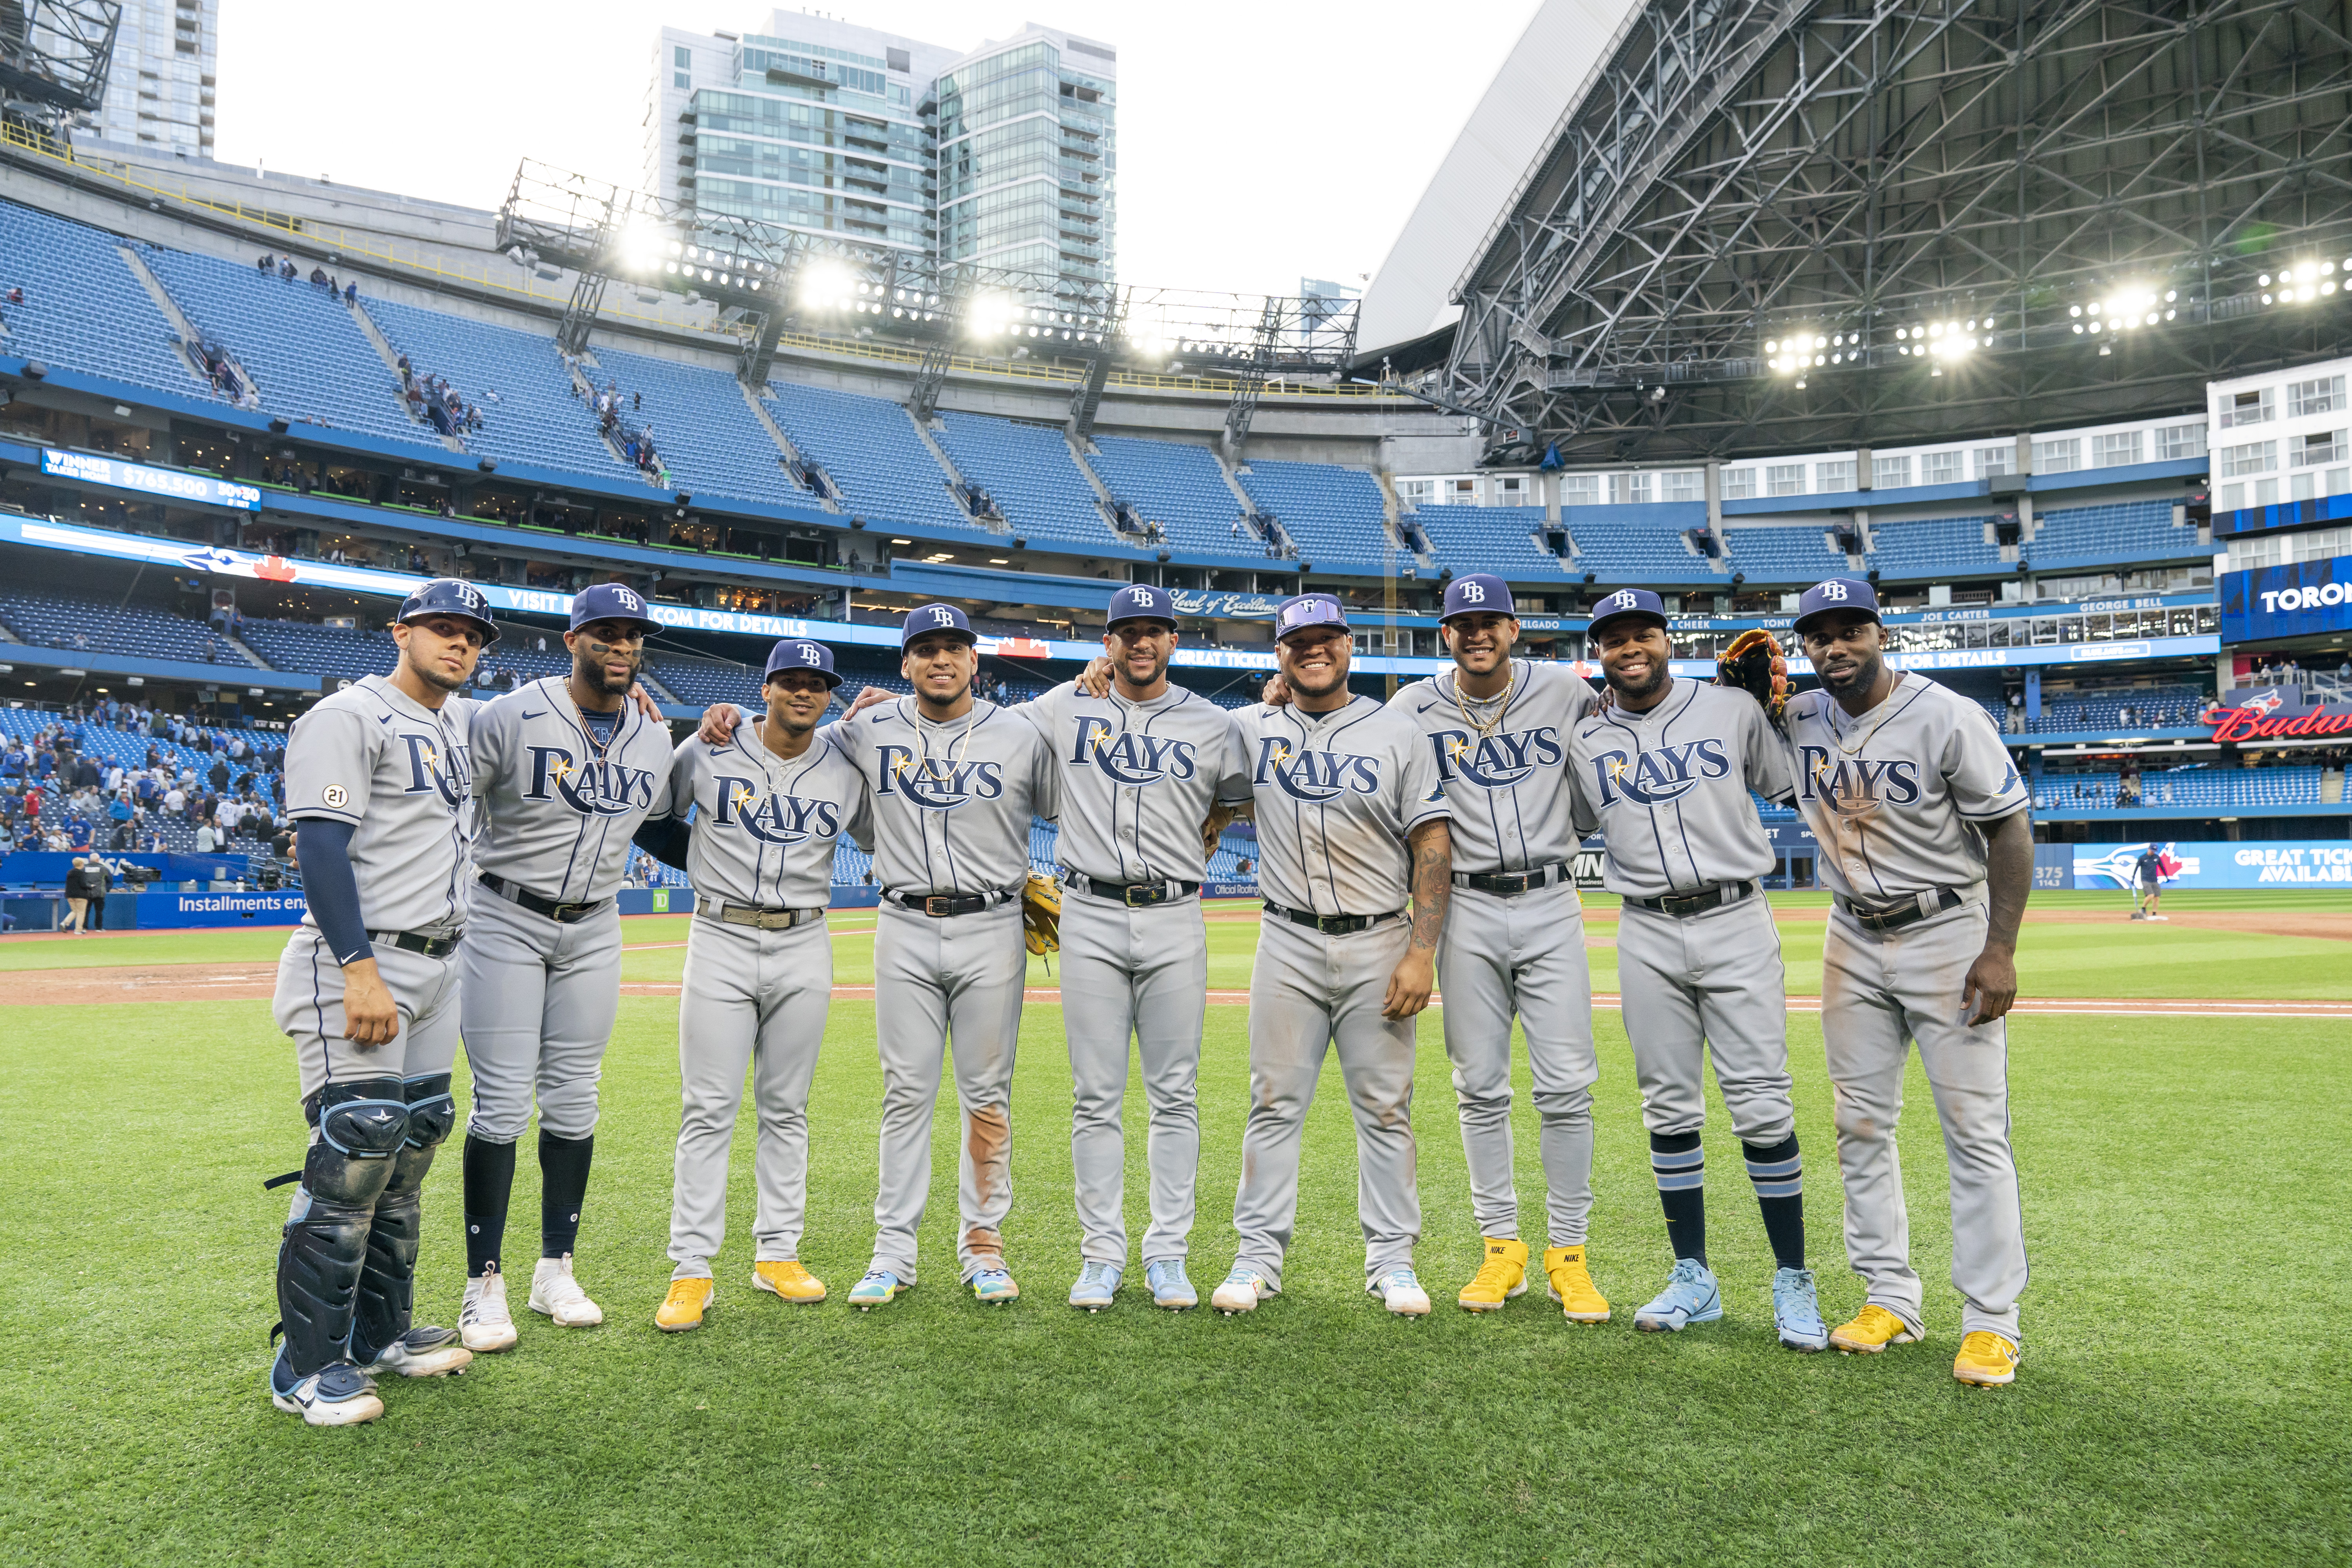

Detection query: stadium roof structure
xmin=1436 ymin=0 xmax=2352 ymax=465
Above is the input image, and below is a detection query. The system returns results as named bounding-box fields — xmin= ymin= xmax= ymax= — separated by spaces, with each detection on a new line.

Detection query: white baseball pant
xmin=274 ymin=925 xmax=462 ymax=1097
xmin=1615 ymin=893 xmax=1796 ymax=1143
xmin=458 ymin=888 xmax=622 ymax=1144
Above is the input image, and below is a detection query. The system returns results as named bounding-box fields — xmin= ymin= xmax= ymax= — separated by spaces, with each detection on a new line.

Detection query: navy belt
xmin=1263 ymin=900 xmax=1403 ymax=936
xmin=1835 ymin=887 xmax=1965 ymax=934
xmin=1454 ymin=862 xmax=1570 ymax=897
xmin=1625 ymin=880 xmax=1758 ymax=919
xmin=1068 ymin=871 xmax=1199 ymax=907
xmin=885 ymin=889 xmax=999 ymax=918
xmin=370 ymin=929 xmax=461 ymax=959
xmin=479 ymin=871 xmax=607 ymax=924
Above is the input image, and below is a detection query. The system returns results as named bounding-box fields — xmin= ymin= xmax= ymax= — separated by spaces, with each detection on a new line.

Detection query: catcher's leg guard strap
xmin=353 ymin=1076 xmax=452 ymax=1362
xmin=277 ymin=1078 xmax=407 ymax=1377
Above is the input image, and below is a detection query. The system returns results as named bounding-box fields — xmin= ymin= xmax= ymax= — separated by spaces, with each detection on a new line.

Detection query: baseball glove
xmin=1021 ymin=872 xmax=1062 ymax=957
xmin=1718 ymin=628 xmax=1789 ymax=724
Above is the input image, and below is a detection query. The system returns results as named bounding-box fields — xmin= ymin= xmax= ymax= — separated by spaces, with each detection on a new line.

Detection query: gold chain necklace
xmin=1831 ymin=673 xmax=1905 ymax=755
xmin=1448 ymin=662 xmax=1519 ymax=740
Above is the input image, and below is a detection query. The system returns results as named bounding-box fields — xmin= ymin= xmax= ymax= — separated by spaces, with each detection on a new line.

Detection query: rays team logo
xmin=1796 ymin=746 xmax=1922 ymax=811
xmin=524 ymin=746 xmax=659 ymax=816
xmin=1071 ymin=717 xmax=1197 ymax=785
xmin=399 ymin=732 xmax=470 ymax=809
xmin=1430 ymin=726 xmax=1562 ymax=789
xmin=876 ymin=744 xmax=1004 ymax=809
xmin=1590 ymin=740 xmax=1729 ymax=807
xmin=1254 ymin=736 xmax=1381 ymax=801
xmin=713 ymin=777 xmax=842 ymax=844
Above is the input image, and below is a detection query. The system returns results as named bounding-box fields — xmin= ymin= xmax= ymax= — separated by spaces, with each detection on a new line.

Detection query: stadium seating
xmin=364 ymin=299 xmax=631 ymax=479
xmin=140 ymin=247 xmax=430 ymax=447
xmin=1412 ymin=505 xmax=1559 ymax=574
xmin=236 ymin=618 xmax=397 ymax=686
xmin=762 ymin=383 xmax=975 ymax=534
xmin=1564 ymin=514 xmax=1717 ymax=582
xmin=1867 ymin=515 xmax=2000 ymax=577
xmin=1982 ymin=683 xmax=2209 ymax=735
xmin=1723 ymin=524 xmax=1847 ymax=581
xmin=2033 ymin=765 xmax=2323 ymax=811
xmin=2027 ymin=501 xmax=2191 ymax=568
xmin=0 ymin=201 xmax=211 ymax=400
xmin=587 ymin=345 xmax=807 ymax=505
xmin=1089 ymin=436 xmax=1250 ymax=555
xmin=934 ymin=412 xmax=1112 ymax=545
xmin=1236 ymin=460 xmax=1396 ymax=570
xmin=0 ymin=592 xmax=240 ymax=665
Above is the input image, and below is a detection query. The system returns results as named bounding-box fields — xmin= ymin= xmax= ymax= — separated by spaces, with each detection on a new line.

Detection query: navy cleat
xmin=269 ymin=1345 xmax=384 ymax=1427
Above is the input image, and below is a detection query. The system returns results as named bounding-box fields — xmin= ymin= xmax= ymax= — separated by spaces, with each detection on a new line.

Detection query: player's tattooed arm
xmin=1963 ymin=808 xmax=2033 ymax=1024
xmin=1383 ymin=818 xmax=1451 ymax=1019
xmin=1200 ymin=802 xmax=1236 ymax=860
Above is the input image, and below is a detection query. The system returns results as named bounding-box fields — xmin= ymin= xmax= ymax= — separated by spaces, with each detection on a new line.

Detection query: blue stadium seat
xmin=1089 ymin=436 xmax=1251 ymax=556
xmin=0 ymin=201 xmax=214 ymax=400
xmin=762 ymin=382 xmax=975 ymax=534
xmin=1412 ymin=505 xmax=1559 ymax=575
xmin=1236 ymin=460 xmax=1397 ymax=571
xmin=1867 ymin=515 xmax=2000 ymax=577
xmin=587 ymin=344 xmax=808 ymax=505
xmin=1723 ymin=524 xmax=1846 ymax=582
xmin=0 ymin=592 xmax=236 ymax=665
xmin=1565 ymin=507 xmax=1717 ymax=583
xmin=2027 ymin=501 xmax=2192 ymax=570
xmin=934 ymin=412 xmax=1113 ymax=546
xmin=364 ymin=299 xmax=631 ymax=479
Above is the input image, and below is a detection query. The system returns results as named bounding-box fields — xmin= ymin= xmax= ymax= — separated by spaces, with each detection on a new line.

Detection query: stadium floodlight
xmin=799 ymin=260 xmax=856 ymax=312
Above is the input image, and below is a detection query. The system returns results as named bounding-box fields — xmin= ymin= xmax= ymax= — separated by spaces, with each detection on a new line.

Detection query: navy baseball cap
xmin=568 ymin=581 xmax=661 ymax=636
xmin=762 ymin=637 xmax=840 ymax=688
xmin=1106 ymin=583 xmax=1178 ymax=629
xmin=1273 ymin=592 xmax=1348 ymax=641
xmin=1441 ymin=573 xmax=1515 ymax=622
xmin=1586 ymin=587 xmax=1668 ymax=637
xmin=1793 ymin=576 xmax=1882 ymax=635
xmin=396 ymin=577 xmax=499 ymax=643
xmin=901 ymin=602 xmax=976 ymax=648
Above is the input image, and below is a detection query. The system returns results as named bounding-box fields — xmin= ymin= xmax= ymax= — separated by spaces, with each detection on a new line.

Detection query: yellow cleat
xmin=1953 ymin=1330 xmax=2020 ymax=1387
xmin=1456 ymin=1237 xmax=1529 ymax=1312
xmin=753 ymin=1260 xmax=828 ymax=1304
xmin=1830 ymin=1303 xmax=1921 ymax=1354
xmin=1543 ymin=1244 xmax=1611 ymax=1323
xmin=655 ymin=1278 xmax=715 ymax=1332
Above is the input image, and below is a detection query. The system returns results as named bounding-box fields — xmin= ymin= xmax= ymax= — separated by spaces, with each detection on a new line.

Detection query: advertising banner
xmin=2219 ymin=555 xmax=2352 ymax=643
xmin=2070 ymin=839 xmax=2352 ymax=890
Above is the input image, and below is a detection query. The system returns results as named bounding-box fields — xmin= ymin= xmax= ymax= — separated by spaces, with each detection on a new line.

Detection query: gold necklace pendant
xmin=1452 ymin=665 xmax=1517 ymax=740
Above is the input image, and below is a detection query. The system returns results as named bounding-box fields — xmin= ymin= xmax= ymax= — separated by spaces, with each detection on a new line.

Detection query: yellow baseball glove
xmin=1718 ymin=628 xmax=1789 ymax=725
xmin=1021 ymin=872 xmax=1062 ymax=956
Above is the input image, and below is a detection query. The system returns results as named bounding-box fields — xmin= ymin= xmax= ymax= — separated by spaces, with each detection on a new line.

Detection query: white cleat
xmin=530 ymin=1253 xmax=604 ymax=1327
xmin=269 ymin=1356 xmax=384 ymax=1427
xmin=1368 ymin=1267 xmax=1432 ymax=1317
xmin=460 ymin=1267 xmax=519 ymax=1353
xmin=361 ymin=1325 xmax=474 ymax=1379
xmin=1210 ymin=1265 xmax=1275 ymax=1316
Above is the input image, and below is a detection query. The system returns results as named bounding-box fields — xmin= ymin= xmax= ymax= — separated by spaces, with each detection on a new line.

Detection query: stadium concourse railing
xmin=0 ymin=123 xmax=1406 ymax=408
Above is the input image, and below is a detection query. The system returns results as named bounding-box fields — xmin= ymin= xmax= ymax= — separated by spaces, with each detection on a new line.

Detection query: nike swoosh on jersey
xmin=523 ymin=709 xmax=546 ymax=719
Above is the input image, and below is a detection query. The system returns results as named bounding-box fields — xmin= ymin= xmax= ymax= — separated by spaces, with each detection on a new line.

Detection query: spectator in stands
xmin=257 ymin=252 xmax=274 ymax=272
xmin=194 ymin=819 xmax=217 ymax=855
xmin=279 ymin=258 xmax=297 ymax=281
xmin=1 ymin=741 xmax=22 ymax=781
xmin=344 ymin=280 xmax=358 ymax=303
xmin=207 ymin=756 xmax=230 ymax=794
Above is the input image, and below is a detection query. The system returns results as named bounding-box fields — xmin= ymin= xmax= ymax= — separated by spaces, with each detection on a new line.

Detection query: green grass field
xmin=3 ymin=895 xmax=2348 ymax=1564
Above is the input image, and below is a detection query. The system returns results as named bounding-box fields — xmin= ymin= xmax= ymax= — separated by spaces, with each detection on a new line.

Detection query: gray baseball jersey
xmin=1567 ymin=679 xmax=1795 ymax=898
xmin=1390 ymin=660 xmax=1598 ymax=875
xmin=283 ymin=674 xmax=476 ymax=936
xmin=660 ymin=728 xmax=871 ymax=907
xmin=470 ymin=677 xmax=676 ymax=903
xmin=1782 ymin=673 xmax=2031 ymax=904
xmin=1020 ymin=681 xmax=1253 ymax=884
xmin=826 ymin=698 xmax=1056 ymax=897
xmin=1241 ymin=696 xmax=1450 ymax=915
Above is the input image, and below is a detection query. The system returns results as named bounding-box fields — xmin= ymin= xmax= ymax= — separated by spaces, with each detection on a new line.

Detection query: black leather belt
xmin=1836 ymin=887 xmax=1965 ymax=934
xmin=479 ymin=871 xmax=608 ymax=924
xmin=1624 ymin=880 xmax=1759 ymax=919
xmin=370 ymin=929 xmax=461 ymax=959
xmin=1068 ymin=871 xmax=1200 ymax=907
xmin=1454 ymin=862 xmax=1571 ymax=897
xmin=1263 ymin=900 xmax=1403 ymax=936
xmin=708 ymin=902 xmax=825 ymax=931
xmin=885 ymin=890 xmax=997 ymax=918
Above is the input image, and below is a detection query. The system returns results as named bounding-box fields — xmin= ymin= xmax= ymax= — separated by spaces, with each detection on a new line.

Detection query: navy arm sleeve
xmin=631 ymin=815 xmax=693 ymax=873
xmin=295 ymin=818 xmax=372 ymax=965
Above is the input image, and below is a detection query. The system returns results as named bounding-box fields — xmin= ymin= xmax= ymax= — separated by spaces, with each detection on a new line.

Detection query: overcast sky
xmin=209 ymin=0 xmax=1537 ymax=300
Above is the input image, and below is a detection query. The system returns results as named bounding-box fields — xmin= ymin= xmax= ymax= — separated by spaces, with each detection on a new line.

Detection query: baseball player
xmin=1565 ymin=587 xmax=1828 ymax=1351
xmin=773 ymin=604 xmax=1056 ymax=1307
xmin=452 ymin=583 xmax=674 ymax=1353
xmin=1773 ymin=576 xmax=2034 ymax=1387
xmin=1210 ymin=592 xmax=1452 ymax=1318
xmin=1012 ymin=584 xmax=1254 ymax=1311
xmin=631 ymin=638 xmax=870 ymax=1330
xmin=1389 ymin=573 xmax=1610 ymax=1319
xmin=264 ymin=579 xmax=490 ymax=1425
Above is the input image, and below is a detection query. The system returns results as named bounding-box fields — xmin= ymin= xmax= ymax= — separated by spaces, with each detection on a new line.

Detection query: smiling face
xmin=1594 ymin=620 xmax=1671 ymax=704
xmin=394 ymin=615 xmax=487 ymax=693
xmin=566 ymin=618 xmax=645 ymax=697
xmin=1800 ymin=610 xmax=1887 ymax=701
xmin=1277 ymin=625 xmax=1352 ymax=702
xmin=763 ymin=668 xmax=834 ymax=735
xmin=902 ymin=631 xmax=977 ymax=705
xmin=1441 ymin=610 xmax=1519 ymax=677
xmin=1103 ymin=619 xmax=1176 ymax=692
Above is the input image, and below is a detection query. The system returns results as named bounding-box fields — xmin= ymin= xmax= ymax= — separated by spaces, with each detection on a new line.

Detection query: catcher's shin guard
xmin=352 ymin=1075 xmax=456 ymax=1364
xmin=275 ymin=1078 xmax=409 ymax=1378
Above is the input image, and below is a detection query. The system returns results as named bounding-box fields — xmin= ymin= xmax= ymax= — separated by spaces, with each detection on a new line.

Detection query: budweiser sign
xmin=2203 ymin=690 xmax=2352 ymax=743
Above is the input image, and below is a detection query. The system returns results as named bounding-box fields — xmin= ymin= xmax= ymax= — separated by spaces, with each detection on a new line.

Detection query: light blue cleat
xmin=969 ymin=1267 xmax=1020 ymax=1305
xmin=1773 ymin=1266 xmax=1829 ymax=1352
xmin=848 ymin=1269 xmax=908 ymax=1311
xmin=1068 ymin=1261 xmax=1122 ymax=1312
xmin=1145 ymin=1259 xmax=1196 ymax=1311
xmin=1634 ymin=1258 xmax=1724 ymax=1332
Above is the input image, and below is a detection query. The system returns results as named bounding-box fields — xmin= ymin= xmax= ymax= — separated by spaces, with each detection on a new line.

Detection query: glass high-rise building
xmin=87 ymin=0 xmax=218 ymax=158
xmin=648 ymin=12 xmax=1114 ymax=293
